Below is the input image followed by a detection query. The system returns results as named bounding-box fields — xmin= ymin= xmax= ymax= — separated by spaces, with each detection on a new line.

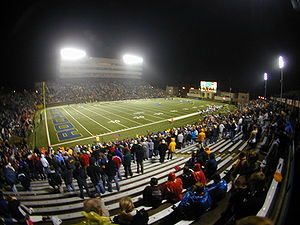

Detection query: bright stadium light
xmin=279 ymin=56 xmax=284 ymax=69
xmin=60 ymin=48 xmax=86 ymax=60
xmin=123 ymin=54 xmax=143 ymax=65
xmin=264 ymin=72 xmax=268 ymax=81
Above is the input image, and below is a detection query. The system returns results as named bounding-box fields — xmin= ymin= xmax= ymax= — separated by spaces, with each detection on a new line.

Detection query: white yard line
xmin=89 ymin=105 xmax=142 ymax=126
xmin=44 ymin=109 xmax=51 ymax=146
xmin=50 ymin=109 xmax=215 ymax=147
xmin=70 ymin=106 xmax=113 ymax=132
xmin=62 ymin=107 xmax=94 ymax=136
xmin=81 ymin=106 xmax=128 ymax=129
xmin=108 ymin=103 xmax=165 ymax=120
xmin=93 ymin=103 xmax=156 ymax=122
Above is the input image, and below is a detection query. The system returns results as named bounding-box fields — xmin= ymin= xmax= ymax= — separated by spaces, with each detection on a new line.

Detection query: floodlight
xmin=264 ymin=73 xmax=268 ymax=81
xmin=279 ymin=56 xmax=284 ymax=69
xmin=123 ymin=54 xmax=143 ymax=65
xmin=61 ymin=48 xmax=86 ymax=60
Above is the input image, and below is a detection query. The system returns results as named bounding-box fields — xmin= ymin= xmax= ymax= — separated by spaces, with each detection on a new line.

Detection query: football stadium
xmin=2 ymin=1 xmax=300 ymax=225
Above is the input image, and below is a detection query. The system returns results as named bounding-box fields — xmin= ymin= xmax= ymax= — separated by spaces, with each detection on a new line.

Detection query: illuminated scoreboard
xmin=200 ymin=81 xmax=217 ymax=93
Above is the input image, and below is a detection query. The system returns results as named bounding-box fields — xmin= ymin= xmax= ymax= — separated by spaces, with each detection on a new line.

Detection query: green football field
xmin=30 ymin=98 xmax=234 ymax=149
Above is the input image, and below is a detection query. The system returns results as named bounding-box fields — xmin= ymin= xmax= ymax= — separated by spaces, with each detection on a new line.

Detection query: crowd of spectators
xmin=0 ymin=88 xmax=40 ymax=150
xmin=0 ymin=81 xmax=297 ymax=225
xmin=42 ymin=78 xmax=167 ymax=105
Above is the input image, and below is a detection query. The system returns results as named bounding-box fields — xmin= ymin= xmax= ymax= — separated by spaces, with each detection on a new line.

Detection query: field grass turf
xmin=29 ymin=98 xmax=235 ymax=149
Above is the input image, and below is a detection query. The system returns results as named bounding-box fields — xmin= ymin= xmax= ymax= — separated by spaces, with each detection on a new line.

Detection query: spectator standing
xmin=158 ymin=139 xmax=168 ymax=163
xmin=48 ymin=166 xmax=63 ymax=193
xmin=112 ymin=152 xmax=122 ymax=180
xmin=167 ymin=138 xmax=176 ymax=160
xmin=73 ymin=161 xmax=91 ymax=198
xmin=135 ymin=142 xmax=144 ymax=174
xmin=81 ymin=151 xmax=90 ymax=168
xmin=61 ymin=165 xmax=75 ymax=192
xmin=40 ymin=154 xmax=50 ymax=175
xmin=122 ymin=148 xmax=133 ymax=178
xmin=106 ymin=154 xmax=120 ymax=192
xmin=87 ymin=158 xmax=105 ymax=195
xmin=197 ymin=129 xmax=206 ymax=148
xmin=177 ymin=132 xmax=184 ymax=149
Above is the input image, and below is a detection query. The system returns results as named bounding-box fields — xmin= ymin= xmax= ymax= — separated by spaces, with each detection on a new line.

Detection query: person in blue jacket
xmin=175 ymin=182 xmax=212 ymax=219
xmin=206 ymin=173 xmax=228 ymax=205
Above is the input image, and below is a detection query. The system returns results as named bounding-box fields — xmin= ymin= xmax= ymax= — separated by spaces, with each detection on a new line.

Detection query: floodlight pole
xmin=264 ymin=79 xmax=267 ymax=99
xmin=42 ymin=81 xmax=46 ymax=109
xmin=280 ymin=68 xmax=283 ymax=99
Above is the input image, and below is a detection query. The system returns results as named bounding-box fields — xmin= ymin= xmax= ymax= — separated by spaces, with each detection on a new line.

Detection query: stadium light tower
xmin=278 ymin=56 xmax=284 ymax=99
xmin=60 ymin=47 xmax=86 ymax=60
xmin=264 ymin=72 xmax=268 ymax=99
xmin=123 ymin=54 xmax=143 ymax=65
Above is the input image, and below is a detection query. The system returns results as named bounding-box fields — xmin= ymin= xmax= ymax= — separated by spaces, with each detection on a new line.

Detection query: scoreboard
xmin=200 ymin=81 xmax=217 ymax=93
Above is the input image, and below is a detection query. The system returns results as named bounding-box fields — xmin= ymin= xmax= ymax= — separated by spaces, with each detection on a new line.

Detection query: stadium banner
xmin=200 ymin=81 xmax=217 ymax=93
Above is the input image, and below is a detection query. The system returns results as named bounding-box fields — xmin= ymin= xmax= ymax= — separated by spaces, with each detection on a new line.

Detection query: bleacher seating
xmin=4 ymin=132 xmax=255 ymax=225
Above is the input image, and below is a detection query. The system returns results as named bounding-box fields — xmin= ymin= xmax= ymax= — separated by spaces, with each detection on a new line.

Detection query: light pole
xmin=278 ymin=56 xmax=284 ymax=99
xmin=264 ymin=73 xmax=268 ymax=98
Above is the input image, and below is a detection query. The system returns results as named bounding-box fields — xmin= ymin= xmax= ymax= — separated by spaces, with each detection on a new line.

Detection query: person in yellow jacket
xmin=167 ymin=138 xmax=176 ymax=160
xmin=198 ymin=129 xmax=206 ymax=148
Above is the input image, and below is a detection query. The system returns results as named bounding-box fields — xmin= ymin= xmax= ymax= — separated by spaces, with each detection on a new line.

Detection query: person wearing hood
xmin=193 ymin=163 xmax=207 ymax=185
xmin=164 ymin=172 xmax=183 ymax=202
xmin=167 ymin=138 xmax=176 ymax=160
xmin=206 ymin=173 xmax=227 ymax=204
xmin=175 ymin=182 xmax=212 ymax=220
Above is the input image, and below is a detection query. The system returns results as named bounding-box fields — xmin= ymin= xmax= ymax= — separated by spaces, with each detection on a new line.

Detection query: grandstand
xmin=60 ymin=57 xmax=143 ymax=80
xmin=0 ymin=69 xmax=298 ymax=225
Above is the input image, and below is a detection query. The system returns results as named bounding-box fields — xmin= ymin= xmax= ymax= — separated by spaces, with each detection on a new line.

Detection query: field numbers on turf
xmin=133 ymin=116 xmax=145 ymax=119
xmin=154 ymin=112 xmax=163 ymax=115
xmin=108 ymin=120 xmax=121 ymax=123
xmin=183 ymin=108 xmax=189 ymax=110
xmin=170 ymin=110 xmax=178 ymax=112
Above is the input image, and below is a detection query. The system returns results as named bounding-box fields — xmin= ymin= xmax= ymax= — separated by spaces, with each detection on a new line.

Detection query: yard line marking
xmin=89 ymin=105 xmax=142 ymax=126
xmin=70 ymin=106 xmax=113 ymax=132
xmin=62 ymin=107 xmax=94 ymax=136
xmin=81 ymin=106 xmax=128 ymax=129
xmin=51 ymin=110 xmax=202 ymax=147
xmin=96 ymin=103 xmax=157 ymax=122
xmin=44 ymin=109 xmax=51 ymax=146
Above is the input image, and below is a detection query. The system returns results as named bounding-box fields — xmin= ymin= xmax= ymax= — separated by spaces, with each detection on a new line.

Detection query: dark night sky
xmin=4 ymin=0 xmax=300 ymax=98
